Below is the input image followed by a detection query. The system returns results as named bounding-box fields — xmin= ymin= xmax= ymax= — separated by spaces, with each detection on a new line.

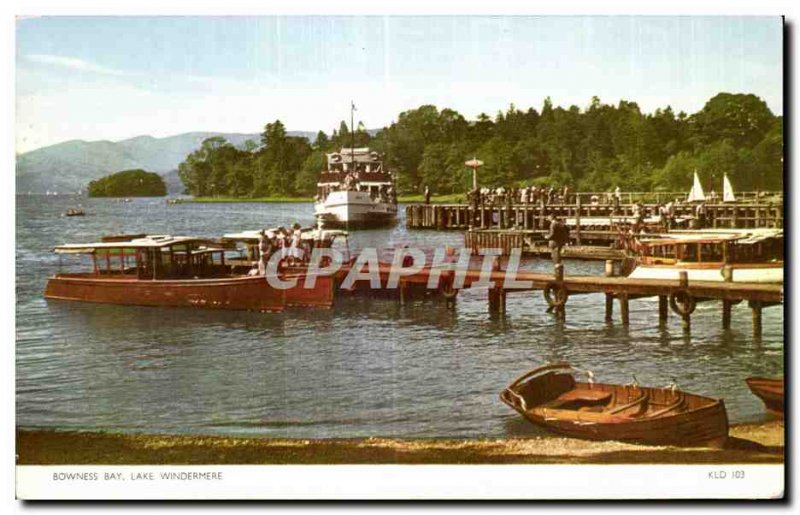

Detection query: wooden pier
xmin=337 ymin=260 xmax=782 ymax=339
xmin=464 ymin=228 xmax=626 ymax=258
xmin=405 ymin=198 xmax=783 ymax=232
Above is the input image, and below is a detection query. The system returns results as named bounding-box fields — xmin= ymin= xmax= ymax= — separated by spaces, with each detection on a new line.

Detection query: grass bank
xmin=181 ymin=197 xmax=312 ymax=203
xmin=16 ymin=420 xmax=783 ymax=465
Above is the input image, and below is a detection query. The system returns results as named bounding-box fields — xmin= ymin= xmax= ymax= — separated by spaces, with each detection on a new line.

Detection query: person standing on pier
xmin=695 ymin=201 xmax=707 ymax=228
xmin=424 ymin=186 xmax=431 ymax=205
xmin=547 ymin=215 xmax=569 ymax=264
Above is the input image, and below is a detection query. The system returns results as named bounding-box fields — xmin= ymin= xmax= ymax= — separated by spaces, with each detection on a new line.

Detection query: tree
xmin=313 ymin=131 xmax=330 ymax=151
xmin=752 ymin=119 xmax=783 ymax=190
xmin=173 ymin=92 xmax=782 ymax=199
xmin=88 ymin=169 xmax=167 ymax=197
xmin=652 ymin=151 xmax=697 ymax=192
xmin=295 ymin=150 xmax=327 ymax=195
xmin=689 ymin=93 xmax=776 ymax=149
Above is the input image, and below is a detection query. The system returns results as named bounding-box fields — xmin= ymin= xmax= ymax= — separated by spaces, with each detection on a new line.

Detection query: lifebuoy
xmin=543 ymin=284 xmax=569 ymax=309
xmin=669 ymin=291 xmax=696 ymax=316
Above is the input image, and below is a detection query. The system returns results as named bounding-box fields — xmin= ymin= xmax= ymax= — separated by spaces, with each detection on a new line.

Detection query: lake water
xmin=16 ymin=195 xmax=784 ymax=438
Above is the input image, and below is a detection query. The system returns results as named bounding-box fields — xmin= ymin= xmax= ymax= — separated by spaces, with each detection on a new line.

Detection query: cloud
xmin=25 ymin=54 xmax=133 ymax=77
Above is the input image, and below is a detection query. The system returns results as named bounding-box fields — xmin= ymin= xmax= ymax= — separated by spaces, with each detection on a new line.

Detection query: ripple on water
xmin=15 ymin=197 xmax=784 ymax=437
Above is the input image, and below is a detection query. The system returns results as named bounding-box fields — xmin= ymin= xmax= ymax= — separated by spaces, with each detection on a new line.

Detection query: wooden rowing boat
xmin=745 ymin=377 xmax=784 ymax=415
xmin=500 ymin=363 xmax=729 ymax=447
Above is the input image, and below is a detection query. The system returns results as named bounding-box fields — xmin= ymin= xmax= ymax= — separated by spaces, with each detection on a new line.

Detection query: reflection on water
xmin=16 ymin=195 xmax=784 ymax=438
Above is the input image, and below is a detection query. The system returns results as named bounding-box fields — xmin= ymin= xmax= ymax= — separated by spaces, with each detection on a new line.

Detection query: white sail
xmin=687 ymin=171 xmax=706 ymax=202
xmin=723 ymin=174 xmax=736 ymax=202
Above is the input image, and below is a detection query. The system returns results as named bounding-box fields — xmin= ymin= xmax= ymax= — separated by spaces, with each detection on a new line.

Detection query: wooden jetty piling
xmin=604 ymin=260 xmax=615 ymax=323
xmin=722 ymin=265 xmax=733 ymax=330
xmin=547 ymin=263 xmax=567 ymax=320
xmin=336 ymin=260 xmax=780 ymax=339
xmin=751 ymin=301 xmax=763 ymax=340
xmin=488 ymin=258 xmax=507 ymax=316
xmin=659 ymin=296 xmax=669 ymax=325
xmin=673 ymin=271 xmax=694 ymax=331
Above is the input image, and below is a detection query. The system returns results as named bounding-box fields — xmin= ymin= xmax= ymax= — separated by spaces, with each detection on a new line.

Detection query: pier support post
xmin=554 ymin=263 xmax=567 ymax=320
xmin=669 ymin=271 xmax=694 ymax=332
xmin=543 ymin=263 xmax=568 ymax=319
xmin=554 ymin=262 xmax=564 ymax=283
xmin=750 ymin=300 xmax=763 ymax=340
xmin=604 ymin=260 xmax=614 ymax=322
xmin=658 ymin=296 xmax=668 ymax=324
xmin=605 ymin=295 xmax=614 ymax=322
xmin=488 ymin=287 xmax=506 ymax=315
xmin=722 ymin=265 xmax=733 ymax=329
xmin=722 ymin=301 xmax=733 ymax=329
xmin=619 ymin=293 xmax=630 ymax=325
xmin=399 ymin=279 xmax=406 ymax=306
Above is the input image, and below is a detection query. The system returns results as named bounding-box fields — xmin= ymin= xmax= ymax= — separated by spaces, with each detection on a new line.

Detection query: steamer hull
xmin=314 ymin=191 xmax=397 ymax=227
xmin=314 ymin=147 xmax=397 ymax=228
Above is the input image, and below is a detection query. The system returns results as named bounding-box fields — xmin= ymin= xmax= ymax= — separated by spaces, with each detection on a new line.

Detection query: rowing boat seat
xmin=607 ymin=391 xmax=649 ymax=417
xmin=543 ymin=389 xmax=613 ymax=409
xmin=648 ymin=393 xmax=686 ymax=417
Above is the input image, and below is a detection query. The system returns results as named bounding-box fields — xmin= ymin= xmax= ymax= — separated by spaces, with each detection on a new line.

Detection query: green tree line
xmin=177 ymin=92 xmax=782 ymax=198
xmin=88 ymin=169 xmax=166 ymax=197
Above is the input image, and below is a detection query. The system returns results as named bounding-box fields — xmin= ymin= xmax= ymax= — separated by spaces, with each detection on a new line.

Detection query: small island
xmin=88 ymin=169 xmax=167 ymax=197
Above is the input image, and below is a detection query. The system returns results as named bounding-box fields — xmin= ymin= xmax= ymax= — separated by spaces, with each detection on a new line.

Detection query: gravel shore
xmin=16 ymin=420 xmax=783 ymax=465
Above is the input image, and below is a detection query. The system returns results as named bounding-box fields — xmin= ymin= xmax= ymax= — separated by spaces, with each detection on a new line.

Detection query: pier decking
xmin=405 ymin=198 xmax=783 ymax=232
xmin=336 ymin=261 xmax=782 ymax=339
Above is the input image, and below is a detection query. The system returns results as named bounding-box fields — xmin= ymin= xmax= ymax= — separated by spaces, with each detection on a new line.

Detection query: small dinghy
xmin=65 ymin=208 xmax=85 ymax=217
xmin=746 ymin=377 xmax=784 ymax=415
xmin=500 ymin=363 xmax=729 ymax=447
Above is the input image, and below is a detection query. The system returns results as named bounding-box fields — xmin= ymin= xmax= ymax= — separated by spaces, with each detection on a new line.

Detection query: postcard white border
xmin=15 ymin=464 xmax=785 ymax=500
xmin=5 ymin=0 xmax=796 ymax=508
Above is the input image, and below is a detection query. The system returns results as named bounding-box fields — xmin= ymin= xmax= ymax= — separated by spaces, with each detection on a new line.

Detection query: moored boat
xmin=313 ymin=147 xmax=397 ymax=228
xmin=43 ymin=234 xmax=322 ymax=312
xmin=221 ymin=226 xmax=349 ymax=308
xmin=64 ymin=208 xmax=85 ymax=217
xmin=745 ymin=377 xmax=784 ymax=415
xmin=627 ymin=229 xmax=783 ymax=284
xmin=500 ymin=363 xmax=729 ymax=447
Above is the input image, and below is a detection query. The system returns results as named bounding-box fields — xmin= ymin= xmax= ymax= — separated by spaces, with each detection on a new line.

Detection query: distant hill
xmin=15 ymin=131 xmax=317 ymax=194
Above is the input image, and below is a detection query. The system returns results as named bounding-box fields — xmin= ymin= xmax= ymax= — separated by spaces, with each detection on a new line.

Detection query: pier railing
xmin=406 ymin=200 xmax=783 ymax=231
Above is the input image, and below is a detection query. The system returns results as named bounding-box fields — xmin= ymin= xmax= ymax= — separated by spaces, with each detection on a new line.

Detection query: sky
xmin=15 ymin=15 xmax=783 ymax=153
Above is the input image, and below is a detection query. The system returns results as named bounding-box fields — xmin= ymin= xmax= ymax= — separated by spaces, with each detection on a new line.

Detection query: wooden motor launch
xmin=44 ymin=230 xmax=345 ymax=311
xmin=627 ymin=229 xmax=783 ymax=284
xmin=500 ymin=363 xmax=729 ymax=447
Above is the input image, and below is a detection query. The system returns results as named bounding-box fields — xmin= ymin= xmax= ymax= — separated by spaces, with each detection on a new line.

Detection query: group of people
xmin=468 ymin=184 xmax=576 ymax=208
xmin=255 ymin=223 xmax=308 ymax=275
